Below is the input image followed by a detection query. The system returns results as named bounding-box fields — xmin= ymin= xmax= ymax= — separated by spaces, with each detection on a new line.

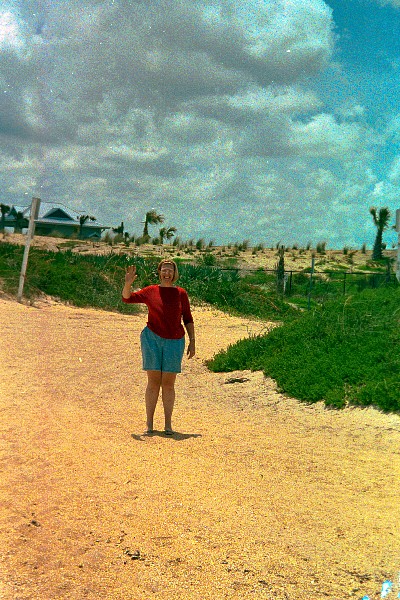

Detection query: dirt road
xmin=1 ymin=295 xmax=399 ymax=599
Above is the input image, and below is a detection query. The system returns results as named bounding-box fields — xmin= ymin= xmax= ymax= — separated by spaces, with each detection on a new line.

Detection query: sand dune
xmin=2 ymin=231 xmax=396 ymax=273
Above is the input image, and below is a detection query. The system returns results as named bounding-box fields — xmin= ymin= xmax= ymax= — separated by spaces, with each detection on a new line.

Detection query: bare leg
xmin=145 ymin=370 xmax=161 ymax=431
xmin=161 ymin=372 xmax=177 ymax=431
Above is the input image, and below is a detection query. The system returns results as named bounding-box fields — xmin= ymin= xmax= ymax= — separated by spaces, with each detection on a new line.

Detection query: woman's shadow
xmin=131 ymin=431 xmax=202 ymax=442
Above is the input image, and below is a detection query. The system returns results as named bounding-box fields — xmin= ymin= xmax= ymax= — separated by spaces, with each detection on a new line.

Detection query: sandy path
xmin=1 ymin=296 xmax=400 ymax=600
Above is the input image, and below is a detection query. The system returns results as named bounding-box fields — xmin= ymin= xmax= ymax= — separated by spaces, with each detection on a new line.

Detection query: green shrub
xmin=0 ymin=243 xmax=150 ymax=312
xmin=195 ymin=238 xmax=205 ymax=250
xmin=207 ymin=287 xmax=400 ymax=413
xmin=0 ymin=243 xmax=294 ymax=322
xmin=241 ymin=269 xmax=273 ymax=286
xmin=197 ymin=252 xmax=218 ymax=267
xmin=178 ymin=264 xmax=292 ymax=320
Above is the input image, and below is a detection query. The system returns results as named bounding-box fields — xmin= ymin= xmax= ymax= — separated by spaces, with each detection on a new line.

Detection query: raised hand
xmin=125 ymin=265 xmax=137 ymax=286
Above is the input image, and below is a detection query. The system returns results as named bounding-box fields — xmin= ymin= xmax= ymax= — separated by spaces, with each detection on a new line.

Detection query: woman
xmin=122 ymin=259 xmax=195 ymax=435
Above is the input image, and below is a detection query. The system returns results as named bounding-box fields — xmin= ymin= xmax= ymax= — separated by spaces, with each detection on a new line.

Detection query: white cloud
xmin=336 ymin=103 xmax=366 ymax=121
xmin=291 ymin=114 xmax=370 ymax=160
xmin=1 ymin=0 xmax=335 ymax=141
xmin=385 ymin=114 xmax=400 ymax=144
xmin=208 ymin=0 xmax=334 ymax=83
xmin=229 ymin=87 xmax=322 ymax=116
xmin=0 ymin=9 xmax=25 ymax=50
xmin=237 ymin=110 xmax=374 ymax=165
xmin=388 ymin=157 xmax=400 ymax=183
xmin=374 ymin=0 xmax=400 ymax=7
xmin=0 ymin=0 xmax=397 ymax=247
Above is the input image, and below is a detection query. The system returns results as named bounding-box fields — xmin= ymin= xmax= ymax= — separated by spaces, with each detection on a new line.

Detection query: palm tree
xmin=159 ymin=227 xmax=167 ymax=245
xmin=78 ymin=214 xmax=96 ymax=238
xmin=370 ymin=207 xmax=391 ymax=260
xmin=159 ymin=226 xmax=177 ymax=245
xmin=112 ymin=221 xmax=124 ymax=235
xmin=0 ymin=204 xmax=10 ymax=232
xmin=142 ymin=210 xmax=164 ymax=238
xmin=166 ymin=226 xmax=177 ymax=243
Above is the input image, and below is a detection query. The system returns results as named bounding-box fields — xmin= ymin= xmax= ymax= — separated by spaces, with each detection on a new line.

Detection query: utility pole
xmin=396 ymin=209 xmax=400 ymax=283
xmin=17 ymin=197 xmax=41 ymax=302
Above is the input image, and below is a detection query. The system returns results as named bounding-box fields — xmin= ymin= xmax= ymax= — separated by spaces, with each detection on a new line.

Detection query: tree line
xmin=110 ymin=209 xmax=177 ymax=246
xmin=0 ymin=203 xmax=397 ymax=256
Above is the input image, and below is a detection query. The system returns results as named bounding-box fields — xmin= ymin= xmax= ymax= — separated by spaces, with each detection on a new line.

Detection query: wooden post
xmin=396 ymin=209 xmax=400 ymax=283
xmin=307 ymin=257 xmax=315 ymax=310
xmin=17 ymin=197 xmax=41 ymax=302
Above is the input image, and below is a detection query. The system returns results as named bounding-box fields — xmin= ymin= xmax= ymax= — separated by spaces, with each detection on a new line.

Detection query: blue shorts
xmin=140 ymin=327 xmax=185 ymax=373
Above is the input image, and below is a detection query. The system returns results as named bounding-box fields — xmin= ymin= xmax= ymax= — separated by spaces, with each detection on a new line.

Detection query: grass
xmin=0 ymin=243 xmax=162 ymax=313
xmin=207 ymin=287 xmax=400 ymax=413
xmin=0 ymin=243 xmax=293 ymax=321
xmin=288 ymin=269 xmax=395 ymax=304
xmin=177 ymin=264 xmax=294 ymax=320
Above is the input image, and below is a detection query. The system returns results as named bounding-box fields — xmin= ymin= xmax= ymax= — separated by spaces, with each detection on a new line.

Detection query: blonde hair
xmin=157 ymin=259 xmax=179 ymax=284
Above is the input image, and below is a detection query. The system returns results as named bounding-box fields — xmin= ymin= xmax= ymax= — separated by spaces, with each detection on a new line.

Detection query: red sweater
xmin=122 ymin=285 xmax=193 ymax=339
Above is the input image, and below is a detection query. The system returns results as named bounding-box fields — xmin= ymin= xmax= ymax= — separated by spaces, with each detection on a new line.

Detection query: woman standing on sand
xmin=122 ymin=259 xmax=195 ymax=435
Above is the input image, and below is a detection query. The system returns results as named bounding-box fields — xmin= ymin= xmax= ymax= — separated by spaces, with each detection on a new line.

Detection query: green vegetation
xmin=159 ymin=226 xmax=177 ymax=245
xmin=78 ymin=214 xmax=96 ymax=238
xmin=0 ymin=203 xmax=11 ymax=232
xmin=370 ymin=206 xmax=391 ymax=260
xmin=0 ymin=243 xmax=140 ymax=313
xmin=142 ymin=210 xmax=165 ymax=239
xmin=2 ymin=239 xmax=399 ymax=413
xmin=207 ymin=287 xmax=400 ymax=413
xmin=177 ymin=264 xmax=293 ymax=320
xmin=0 ymin=243 xmax=292 ymax=321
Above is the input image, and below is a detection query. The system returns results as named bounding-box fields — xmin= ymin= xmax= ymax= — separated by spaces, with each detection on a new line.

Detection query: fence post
xmin=17 ymin=197 xmax=41 ymax=302
xmin=396 ymin=208 xmax=400 ymax=282
xmin=307 ymin=258 xmax=315 ymax=310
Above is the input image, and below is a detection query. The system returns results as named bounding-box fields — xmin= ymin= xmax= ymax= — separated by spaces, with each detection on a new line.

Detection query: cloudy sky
xmin=1 ymin=0 xmax=399 ymax=247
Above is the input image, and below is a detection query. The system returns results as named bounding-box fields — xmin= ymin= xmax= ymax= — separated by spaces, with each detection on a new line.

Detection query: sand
xmin=1 ymin=231 xmax=396 ymax=273
xmin=1 ymin=295 xmax=400 ymax=600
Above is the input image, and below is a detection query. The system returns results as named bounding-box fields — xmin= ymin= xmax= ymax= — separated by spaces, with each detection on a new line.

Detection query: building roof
xmin=4 ymin=205 xmax=30 ymax=222
xmin=34 ymin=206 xmax=110 ymax=229
xmin=3 ymin=203 xmax=110 ymax=230
xmin=35 ymin=219 xmax=108 ymax=229
xmin=41 ymin=207 xmax=74 ymax=221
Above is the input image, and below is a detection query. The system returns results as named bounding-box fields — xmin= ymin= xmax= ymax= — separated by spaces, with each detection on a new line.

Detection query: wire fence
xmin=276 ymin=268 xmax=396 ymax=295
xmin=220 ymin=265 xmax=399 ymax=307
xmin=1 ymin=236 xmax=397 ymax=309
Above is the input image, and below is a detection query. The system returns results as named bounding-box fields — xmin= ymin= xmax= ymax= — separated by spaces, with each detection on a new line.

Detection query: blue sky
xmin=321 ymin=0 xmax=400 ymax=121
xmin=0 ymin=0 xmax=399 ymax=248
